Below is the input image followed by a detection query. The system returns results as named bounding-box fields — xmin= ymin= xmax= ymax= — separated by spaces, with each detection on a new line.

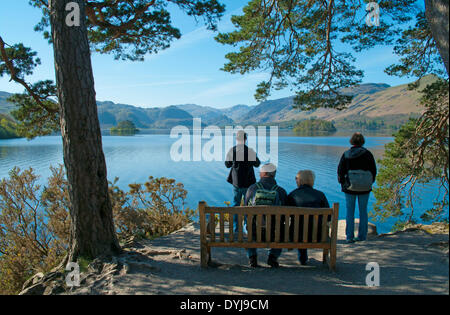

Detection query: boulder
xmin=337 ymin=219 xmax=378 ymax=240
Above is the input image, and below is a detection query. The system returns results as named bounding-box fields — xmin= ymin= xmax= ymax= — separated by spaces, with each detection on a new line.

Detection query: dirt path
xmin=72 ymin=222 xmax=448 ymax=295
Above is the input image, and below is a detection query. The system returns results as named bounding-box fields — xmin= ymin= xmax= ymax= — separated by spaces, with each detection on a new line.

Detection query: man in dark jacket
xmin=337 ymin=132 xmax=377 ymax=243
xmin=244 ymin=163 xmax=288 ymax=268
xmin=225 ymin=130 xmax=261 ymax=233
xmin=287 ymin=170 xmax=330 ymax=265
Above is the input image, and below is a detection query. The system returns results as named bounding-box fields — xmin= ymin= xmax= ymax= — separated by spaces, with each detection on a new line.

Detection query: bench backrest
xmin=199 ymin=202 xmax=339 ymax=248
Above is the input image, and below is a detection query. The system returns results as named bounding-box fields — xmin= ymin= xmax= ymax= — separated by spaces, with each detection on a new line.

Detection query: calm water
xmin=0 ymin=134 xmax=440 ymax=233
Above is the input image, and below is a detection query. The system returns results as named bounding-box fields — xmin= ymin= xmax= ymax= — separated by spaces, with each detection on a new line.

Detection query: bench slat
xmin=248 ymin=214 xmax=253 ymax=242
xmin=266 ymin=215 xmax=271 ymax=243
xmin=284 ymin=214 xmax=290 ymax=243
xmin=312 ymin=215 xmax=319 ymax=243
xmin=294 ymin=215 xmax=300 ymax=243
xmin=219 ymin=213 xmax=225 ymax=242
xmin=209 ymin=213 xmax=215 ymax=242
xmin=229 ymin=212 xmax=234 ymax=242
xmin=275 ymin=214 xmax=281 ymax=243
xmin=238 ymin=214 xmax=243 ymax=243
xmin=321 ymin=214 xmax=328 ymax=242
xmin=256 ymin=215 xmax=262 ymax=243
xmin=303 ymin=214 xmax=309 ymax=243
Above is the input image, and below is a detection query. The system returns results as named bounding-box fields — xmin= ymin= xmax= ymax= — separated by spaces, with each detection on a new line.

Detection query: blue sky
xmin=0 ymin=1 xmax=417 ymax=109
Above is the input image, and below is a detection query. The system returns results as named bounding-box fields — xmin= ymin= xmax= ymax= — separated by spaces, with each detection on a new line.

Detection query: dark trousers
xmin=232 ymin=187 xmax=248 ymax=233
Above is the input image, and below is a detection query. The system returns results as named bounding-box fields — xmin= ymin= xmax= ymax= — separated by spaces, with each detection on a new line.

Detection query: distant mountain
xmin=0 ymin=76 xmax=437 ymax=131
xmin=174 ymin=104 xmax=234 ymax=125
xmin=220 ymin=104 xmax=255 ymax=121
xmin=238 ymin=96 xmax=296 ymax=124
xmin=234 ymin=78 xmax=436 ymax=126
xmin=97 ymin=101 xmax=194 ymax=129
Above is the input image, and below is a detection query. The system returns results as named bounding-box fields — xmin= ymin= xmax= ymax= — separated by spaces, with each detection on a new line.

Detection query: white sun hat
xmin=260 ymin=163 xmax=277 ymax=173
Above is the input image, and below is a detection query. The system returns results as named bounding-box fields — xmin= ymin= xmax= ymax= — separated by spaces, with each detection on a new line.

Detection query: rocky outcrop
xmin=337 ymin=219 xmax=378 ymax=240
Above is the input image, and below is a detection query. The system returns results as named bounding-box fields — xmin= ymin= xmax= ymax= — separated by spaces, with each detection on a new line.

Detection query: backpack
xmin=345 ymin=157 xmax=373 ymax=192
xmin=248 ymin=182 xmax=280 ymax=206
xmin=248 ymin=183 xmax=280 ymax=240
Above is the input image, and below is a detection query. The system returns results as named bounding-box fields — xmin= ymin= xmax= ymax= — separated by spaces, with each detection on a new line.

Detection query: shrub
xmin=0 ymin=166 xmax=192 ymax=294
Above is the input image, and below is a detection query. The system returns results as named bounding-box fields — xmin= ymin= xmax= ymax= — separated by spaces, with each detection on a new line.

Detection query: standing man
xmin=225 ymin=130 xmax=261 ymax=233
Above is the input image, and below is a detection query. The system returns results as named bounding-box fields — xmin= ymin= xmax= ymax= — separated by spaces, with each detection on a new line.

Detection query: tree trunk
xmin=49 ymin=0 xmax=120 ymax=262
xmin=425 ymin=0 xmax=449 ymax=76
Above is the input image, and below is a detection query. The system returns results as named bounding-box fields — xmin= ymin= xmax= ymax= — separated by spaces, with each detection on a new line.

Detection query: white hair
xmin=296 ymin=170 xmax=315 ymax=187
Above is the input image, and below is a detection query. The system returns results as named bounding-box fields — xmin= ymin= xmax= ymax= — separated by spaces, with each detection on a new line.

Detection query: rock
xmin=337 ymin=219 xmax=378 ymax=240
xmin=21 ymin=272 xmax=44 ymax=291
xmin=19 ymin=271 xmax=65 ymax=295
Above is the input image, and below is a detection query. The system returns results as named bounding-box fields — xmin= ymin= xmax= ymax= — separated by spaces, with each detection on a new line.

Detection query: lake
xmin=0 ymin=133 xmax=440 ymax=234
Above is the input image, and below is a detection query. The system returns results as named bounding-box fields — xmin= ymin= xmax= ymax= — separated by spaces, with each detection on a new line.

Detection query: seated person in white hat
xmin=244 ymin=163 xmax=288 ymax=268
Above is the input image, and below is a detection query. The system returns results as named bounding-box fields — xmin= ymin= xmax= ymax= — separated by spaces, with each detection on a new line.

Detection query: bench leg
xmin=201 ymin=243 xmax=209 ymax=268
xmin=329 ymin=247 xmax=337 ymax=271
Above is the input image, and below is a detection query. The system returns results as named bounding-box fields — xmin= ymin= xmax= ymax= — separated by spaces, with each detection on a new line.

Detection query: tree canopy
xmin=216 ymin=0 xmax=448 ymax=110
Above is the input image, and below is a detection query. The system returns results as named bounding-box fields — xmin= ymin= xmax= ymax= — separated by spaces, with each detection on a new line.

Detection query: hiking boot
xmin=267 ymin=254 xmax=280 ymax=268
xmin=249 ymin=255 xmax=259 ymax=268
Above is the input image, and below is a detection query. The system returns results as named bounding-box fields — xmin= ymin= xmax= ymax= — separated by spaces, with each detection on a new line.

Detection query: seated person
xmin=287 ymin=170 xmax=330 ymax=265
xmin=244 ymin=163 xmax=288 ymax=268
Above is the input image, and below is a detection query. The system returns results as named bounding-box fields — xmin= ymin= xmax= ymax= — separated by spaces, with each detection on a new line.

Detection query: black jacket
xmin=287 ymin=185 xmax=330 ymax=242
xmin=287 ymin=185 xmax=330 ymax=209
xmin=225 ymin=145 xmax=261 ymax=188
xmin=337 ymin=146 xmax=377 ymax=195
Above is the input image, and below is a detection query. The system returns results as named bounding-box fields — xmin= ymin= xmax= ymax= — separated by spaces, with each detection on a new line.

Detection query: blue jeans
xmin=233 ymin=187 xmax=248 ymax=233
xmin=247 ymin=248 xmax=282 ymax=259
xmin=345 ymin=193 xmax=370 ymax=241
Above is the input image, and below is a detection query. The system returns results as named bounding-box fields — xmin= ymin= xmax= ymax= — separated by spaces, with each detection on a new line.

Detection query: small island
xmin=110 ymin=120 xmax=139 ymax=136
xmin=293 ymin=118 xmax=337 ymax=135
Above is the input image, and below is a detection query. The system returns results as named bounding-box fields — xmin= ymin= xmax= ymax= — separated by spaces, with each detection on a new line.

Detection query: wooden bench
xmin=199 ymin=201 xmax=339 ymax=271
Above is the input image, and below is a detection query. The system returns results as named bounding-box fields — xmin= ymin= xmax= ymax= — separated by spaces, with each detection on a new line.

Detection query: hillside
xmin=174 ymin=104 xmax=235 ymax=125
xmin=0 ymin=91 xmax=16 ymax=116
xmin=237 ymin=78 xmax=433 ymax=125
